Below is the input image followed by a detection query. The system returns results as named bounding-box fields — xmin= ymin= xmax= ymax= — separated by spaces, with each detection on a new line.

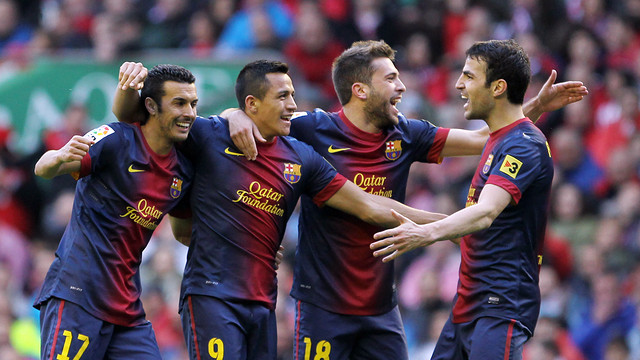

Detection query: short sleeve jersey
xmin=179 ymin=116 xmax=346 ymax=310
xmin=452 ymin=118 xmax=553 ymax=333
xmin=289 ymin=109 xmax=449 ymax=315
xmin=34 ymin=122 xmax=193 ymax=326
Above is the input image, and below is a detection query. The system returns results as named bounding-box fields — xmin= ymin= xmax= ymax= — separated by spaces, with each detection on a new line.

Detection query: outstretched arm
xmin=324 ymin=181 xmax=447 ymax=228
xmin=370 ymin=184 xmax=511 ymax=262
xmin=34 ymin=135 xmax=93 ymax=179
xmin=112 ymin=61 xmax=147 ymax=124
xmin=523 ymin=70 xmax=588 ymax=122
xmin=440 ymin=70 xmax=588 ymax=157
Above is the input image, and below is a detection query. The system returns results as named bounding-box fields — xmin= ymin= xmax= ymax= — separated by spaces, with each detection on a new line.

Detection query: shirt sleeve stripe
xmin=427 ymin=128 xmax=450 ymax=164
xmin=74 ymin=153 xmax=92 ymax=180
xmin=487 ymin=174 xmax=522 ymax=204
xmin=312 ymin=173 xmax=348 ymax=207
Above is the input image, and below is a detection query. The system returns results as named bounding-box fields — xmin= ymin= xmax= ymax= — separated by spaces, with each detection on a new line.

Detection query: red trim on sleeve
xmin=427 ymin=128 xmax=450 ymax=164
xmin=72 ymin=153 xmax=92 ymax=180
xmin=487 ymin=174 xmax=522 ymax=204
xmin=312 ymin=173 xmax=348 ymax=207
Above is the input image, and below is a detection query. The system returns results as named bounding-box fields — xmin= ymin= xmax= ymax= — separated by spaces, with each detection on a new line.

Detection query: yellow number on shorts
xmin=303 ymin=337 xmax=331 ymax=360
xmin=208 ymin=337 xmax=224 ymax=359
xmin=56 ymin=330 xmax=89 ymax=360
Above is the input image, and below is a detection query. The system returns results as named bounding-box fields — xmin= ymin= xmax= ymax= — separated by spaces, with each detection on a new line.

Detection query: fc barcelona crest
xmin=170 ymin=177 xmax=183 ymax=198
xmin=385 ymin=140 xmax=402 ymax=161
xmin=284 ymin=163 xmax=301 ymax=183
xmin=482 ymin=154 xmax=494 ymax=174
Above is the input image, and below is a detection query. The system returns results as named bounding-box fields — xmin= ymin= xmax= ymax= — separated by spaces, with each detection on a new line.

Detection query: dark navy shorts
xmin=293 ymin=300 xmax=408 ymax=360
xmin=39 ymin=297 xmax=161 ymax=360
xmin=181 ymin=294 xmax=277 ymax=360
xmin=431 ymin=315 xmax=531 ymax=360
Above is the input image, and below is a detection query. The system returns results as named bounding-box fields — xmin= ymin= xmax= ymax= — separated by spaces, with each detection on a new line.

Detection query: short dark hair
xmin=331 ymin=40 xmax=396 ymax=105
xmin=465 ymin=39 xmax=531 ymax=104
xmin=140 ymin=64 xmax=196 ymax=123
xmin=235 ymin=60 xmax=289 ymax=110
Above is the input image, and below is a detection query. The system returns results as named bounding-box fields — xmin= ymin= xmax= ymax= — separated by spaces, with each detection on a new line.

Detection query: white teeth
xmin=176 ymin=122 xmax=190 ymax=128
xmin=461 ymin=95 xmax=468 ymax=99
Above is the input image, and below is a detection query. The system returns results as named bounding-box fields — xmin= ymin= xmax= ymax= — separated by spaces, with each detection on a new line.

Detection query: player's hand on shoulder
xmin=58 ymin=135 xmax=93 ymax=163
xmin=118 ymin=62 xmax=147 ymax=91
xmin=228 ymin=109 xmax=265 ymax=161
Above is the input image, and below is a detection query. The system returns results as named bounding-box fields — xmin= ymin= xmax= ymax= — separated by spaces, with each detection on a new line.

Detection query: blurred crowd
xmin=1 ymin=0 xmax=640 ymax=359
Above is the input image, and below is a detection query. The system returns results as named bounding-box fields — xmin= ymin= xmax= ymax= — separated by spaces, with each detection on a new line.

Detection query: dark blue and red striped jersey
xmin=34 ymin=122 xmax=193 ymax=326
xmin=179 ymin=116 xmax=346 ymax=310
xmin=452 ymin=118 xmax=553 ymax=333
xmin=289 ymin=109 xmax=449 ymax=315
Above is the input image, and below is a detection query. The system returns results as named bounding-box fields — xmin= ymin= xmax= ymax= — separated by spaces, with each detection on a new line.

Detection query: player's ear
xmin=245 ymin=95 xmax=259 ymax=115
xmin=352 ymin=82 xmax=368 ymax=101
xmin=145 ymin=97 xmax=158 ymax=115
xmin=493 ymin=79 xmax=507 ymax=98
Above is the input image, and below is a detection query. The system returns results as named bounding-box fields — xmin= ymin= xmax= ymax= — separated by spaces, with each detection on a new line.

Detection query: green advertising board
xmin=0 ymin=59 xmax=244 ymax=155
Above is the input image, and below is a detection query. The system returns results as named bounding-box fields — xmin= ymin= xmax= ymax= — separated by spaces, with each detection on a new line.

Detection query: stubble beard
xmin=364 ymin=95 xmax=397 ymax=130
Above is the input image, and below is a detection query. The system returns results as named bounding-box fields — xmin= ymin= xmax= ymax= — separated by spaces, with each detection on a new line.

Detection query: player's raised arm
xmin=324 ymin=180 xmax=447 ymax=228
xmin=34 ymin=135 xmax=93 ymax=179
xmin=112 ymin=61 xmax=147 ymax=124
xmin=522 ymin=70 xmax=588 ymax=121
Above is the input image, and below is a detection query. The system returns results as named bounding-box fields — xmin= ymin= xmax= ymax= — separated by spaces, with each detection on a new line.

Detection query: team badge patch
xmin=84 ymin=125 xmax=115 ymax=143
xmin=482 ymin=154 xmax=494 ymax=174
xmin=499 ymin=155 xmax=523 ymax=179
xmin=385 ymin=140 xmax=402 ymax=161
xmin=284 ymin=163 xmax=301 ymax=183
xmin=170 ymin=177 xmax=183 ymax=198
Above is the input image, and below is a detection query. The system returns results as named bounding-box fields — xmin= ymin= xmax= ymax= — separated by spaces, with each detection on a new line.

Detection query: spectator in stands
xmin=551 ymin=127 xmax=604 ymax=196
xmin=216 ymin=0 xmax=293 ymax=54
xmin=0 ymin=0 xmax=33 ymax=56
xmin=569 ymin=270 xmax=636 ymax=360
xmin=182 ymin=10 xmax=217 ymax=58
xmin=142 ymin=0 xmax=191 ymax=49
xmin=550 ymin=182 xmax=599 ymax=253
xmin=284 ymin=1 xmax=344 ymax=101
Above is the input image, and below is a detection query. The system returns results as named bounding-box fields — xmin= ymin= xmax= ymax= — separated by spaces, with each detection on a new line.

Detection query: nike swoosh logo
xmin=224 ymin=147 xmax=245 ymax=156
xmin=128 ymin=165 xmax=145 ymax=173
xmin=328 ymin=145 xmax=351 ymax=153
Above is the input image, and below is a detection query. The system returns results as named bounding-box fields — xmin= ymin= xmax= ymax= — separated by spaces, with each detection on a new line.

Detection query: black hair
xmin=235 ymin=60 xmax=289 ymax=110
xmin=140 ymin=64 xmax=196 ymax=123
xmin=465 ymin=39 xmax=531 ymax=104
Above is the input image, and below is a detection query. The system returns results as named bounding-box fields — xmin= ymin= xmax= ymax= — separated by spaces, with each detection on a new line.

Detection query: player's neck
xmin=248 ymin=114 xmax=278 ymax=143
xmin=342 ymin=103 xmax=382 ymax=134
xmin=141 ymin=123 xmax=173 ymax=155
xmin=485 ymin=103 xmax=525 ymax=132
